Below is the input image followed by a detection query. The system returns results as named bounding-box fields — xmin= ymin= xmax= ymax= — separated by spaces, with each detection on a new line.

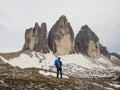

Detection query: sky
xmin=0 ymin=0 xmax=120 ymax=54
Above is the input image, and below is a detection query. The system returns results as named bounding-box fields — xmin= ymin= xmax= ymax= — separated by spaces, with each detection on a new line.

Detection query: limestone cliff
xmin=99 ymin=44 xmax=110 ymax=58
xmin=48 ymin=15 xmax=74 ymax=55
xmin=75 ymin=25 xmax=100 ymax=58
xmin=22 ymin=22 xmax=49 ymax=53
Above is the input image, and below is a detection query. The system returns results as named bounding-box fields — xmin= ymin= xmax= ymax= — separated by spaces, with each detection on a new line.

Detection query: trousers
xmin=57 ymin=67 xmax=62 ymax=78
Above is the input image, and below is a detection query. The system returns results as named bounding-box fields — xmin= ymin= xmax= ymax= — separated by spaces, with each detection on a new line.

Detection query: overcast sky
xmin=0 ymin=0 xmax=120 ymax=54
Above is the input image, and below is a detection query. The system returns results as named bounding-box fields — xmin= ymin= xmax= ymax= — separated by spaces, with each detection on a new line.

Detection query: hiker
xmin=55 ymin=57 xmax=62 ymax=78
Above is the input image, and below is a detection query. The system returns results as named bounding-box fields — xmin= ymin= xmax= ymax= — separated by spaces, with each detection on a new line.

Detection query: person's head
xmin=58 ymin=57 xmax=60 ymax=60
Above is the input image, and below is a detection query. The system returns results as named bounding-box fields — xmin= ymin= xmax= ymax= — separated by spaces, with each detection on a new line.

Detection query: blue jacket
xmin=55 ymin=59 xmax=62 ymax=68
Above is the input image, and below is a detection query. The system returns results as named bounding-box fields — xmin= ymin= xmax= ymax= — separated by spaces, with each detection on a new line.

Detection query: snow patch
xmin=106 ymin=82 xmax=120 ymax=88
xmin=1 ymin=52 xmax=120 ymax=78
xmin=60 ymin=54 xmax=113 ymax=69
xmin=111 ymin=55 xmax=118 ymax=60
xmin=105 ymin=87 xmax=114 ymax=90
xmin=92 ymin=82 xmax=103 ymax=87
xmin=92 ymin=82 xmax=115 ymax=90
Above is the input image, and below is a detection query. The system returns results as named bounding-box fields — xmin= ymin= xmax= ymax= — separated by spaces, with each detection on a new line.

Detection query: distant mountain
xmin=22 ymin=22 xmax=49 ymax=53
xmin=48 ymin=15 xmax=74 ymax=55
xmin=75 ymin=25 xmax=100 ymax=58
xmin=22 ymin=15 xmax=119 ymax=59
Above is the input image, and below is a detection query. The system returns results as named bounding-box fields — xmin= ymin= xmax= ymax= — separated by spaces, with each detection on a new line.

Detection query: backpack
xmin=55 ymin=59 xmax=62 ymax=68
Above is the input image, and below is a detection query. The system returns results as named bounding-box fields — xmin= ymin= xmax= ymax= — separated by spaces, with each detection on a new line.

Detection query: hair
xmin=58 ymin=57 xmax=60 ymax=59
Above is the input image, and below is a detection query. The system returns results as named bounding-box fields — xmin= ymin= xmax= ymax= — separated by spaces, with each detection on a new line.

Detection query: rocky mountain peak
xmin=21 ymin=16 xmax=119 ymax=58
xmin=34 ymin=22 xmax=40 ymax=29
xmin=48 ymin=15 xmax=74 ymax=55
xmin=22 ymin=22 xmax=49 ymax=53
xmin=56 ymin=15 xmax=68 ymax=29
xmin=81 ymin=25 xmax=99 ymax=42
xmin=81 ymin=25 xmax=91 ymax=31
xmin=75 ymin=25 xmax=100 ymax=58
xmin=59 ymin=15 xmax=67 ymax=22
xmin=99 ymin=44 xmax=110 ymax=58
xmin=41 ymin=23 xmax=47 ymax=31
xmin=41 ymin=23 xmax=47 ymax=35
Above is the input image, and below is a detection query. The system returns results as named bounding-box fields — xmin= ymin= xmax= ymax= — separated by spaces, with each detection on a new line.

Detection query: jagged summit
xmin=59 ymin=15 xmax=68 ymax=22
xmin=81 ymin=25 xmax=90 ymax=30
xmin=75 ymin=25 xmax=100 ymax=58
xmin=59 ymin=15 xmax=67 ymax=19
xmin=22 ymin=22 xmax=49 ymax=53
xmin=81 ymin=25 xmax=94 ymax=34
xmin=21 ymin=15 xmax=119 ymax=59
xmin=48 ymin=15 xmax=74 ymax=55
xmin=41 ymin=23 xmax=47 ymax=31
xmin=81 ymin=25 xmax=99 ymax=42
xmin=34 ymin=22 xmax=40 ymax=29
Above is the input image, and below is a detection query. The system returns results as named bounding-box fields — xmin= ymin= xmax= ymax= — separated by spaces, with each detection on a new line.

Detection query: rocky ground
xmin=0 ymin=59 xmax=120 ymax=90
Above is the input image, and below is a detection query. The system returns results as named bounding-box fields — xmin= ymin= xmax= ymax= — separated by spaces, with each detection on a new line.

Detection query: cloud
xmin=0 ymin=24 xmax=6 ymax=30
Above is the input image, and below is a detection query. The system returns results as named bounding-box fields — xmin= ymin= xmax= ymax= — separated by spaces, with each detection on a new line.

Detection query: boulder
xmin=22 ymin=22 xmax=49 ymax=53
xmin=75 ymin=25 xmax=100 ymax=58
xmin=48 ymin=15 xmax=74 ymax=55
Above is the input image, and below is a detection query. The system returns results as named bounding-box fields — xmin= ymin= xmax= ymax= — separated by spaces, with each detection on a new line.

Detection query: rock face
xmin=22 ymin=22 xmax=49 ymax=53
xmin=75 ymin=25 xmax=100 ymax=58
xmin=21 ymin=15 xmax=117 ymax=59
xmin=48 ymin=15 xmax=74 ymax=55
xmin=99 ymin=44 xmax=110 ymax=58
xmin=110 ymin=52 xmax=120 ymax=59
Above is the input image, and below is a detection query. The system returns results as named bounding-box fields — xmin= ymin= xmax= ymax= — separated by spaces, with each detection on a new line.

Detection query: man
xmin=55 ymin=57 xmax=62 ymax=78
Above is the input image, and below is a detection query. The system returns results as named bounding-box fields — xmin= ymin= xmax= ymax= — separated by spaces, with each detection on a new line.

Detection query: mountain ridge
xmin=0 ymin=15 xmax=120 ymax=60
xmin=21 ymin=15 xmax=119 ymax=59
